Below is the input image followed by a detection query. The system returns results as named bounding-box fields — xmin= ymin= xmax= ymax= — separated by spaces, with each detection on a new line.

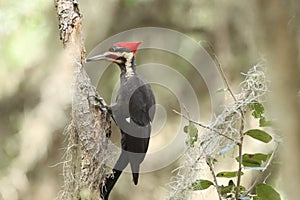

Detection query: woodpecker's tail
xmin=132 ymin=172 xmax=139 ymax=185
xmin=130 ymin=161 xmax=140 ymax=185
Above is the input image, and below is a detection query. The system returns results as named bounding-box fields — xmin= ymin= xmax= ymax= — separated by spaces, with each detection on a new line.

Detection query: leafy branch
xmin=167 ymin=64 xmax=280 ymax=200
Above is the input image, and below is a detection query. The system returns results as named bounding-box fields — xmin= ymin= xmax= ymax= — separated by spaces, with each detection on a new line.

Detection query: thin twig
xmin=214 ymin=54 xmax=246 ymax=200
xmin=200 ymin=42 xmax=236 ymax=101
xmin=173 ymin=109 xmax=236 ymax=143
xmin=213 ymin=54 xmax=237 ymax=101
xmin=212 ymin=55 xmax=246 ymax=199
xmin=235 ymin=111 xmax=245 ymax=200
xmin=182 ymin=104 xmax=191 ymax=119
xmin=206 ymin=157 xmax=222 ymax=200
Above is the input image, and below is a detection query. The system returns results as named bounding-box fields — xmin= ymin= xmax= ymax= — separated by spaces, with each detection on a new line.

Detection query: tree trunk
xmin=55 ymin=1 xmax=111 ymax=199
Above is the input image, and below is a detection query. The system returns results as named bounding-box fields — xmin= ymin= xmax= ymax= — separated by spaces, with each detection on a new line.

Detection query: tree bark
xmin=55 ymin=1 xmax=111 ymax=199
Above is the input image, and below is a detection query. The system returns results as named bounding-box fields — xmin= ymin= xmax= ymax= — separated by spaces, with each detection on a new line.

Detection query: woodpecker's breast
xmin=115 ymin=75 xmax=155 ymax=128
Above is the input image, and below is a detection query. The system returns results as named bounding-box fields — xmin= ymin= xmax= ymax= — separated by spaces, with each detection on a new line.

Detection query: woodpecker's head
xmin=86 ymin=41 xmax=142 ymax=75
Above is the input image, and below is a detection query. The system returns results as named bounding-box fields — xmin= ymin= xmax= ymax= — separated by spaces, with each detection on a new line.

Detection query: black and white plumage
xmin=86 ymin=42 xmax=155 ymax=200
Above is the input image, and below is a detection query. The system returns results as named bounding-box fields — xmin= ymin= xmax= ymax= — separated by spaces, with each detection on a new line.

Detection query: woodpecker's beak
xmin=86 ymin=52 xmax=123 ymax=64
xmin=86 ymin=53 xmax=109 ymax=62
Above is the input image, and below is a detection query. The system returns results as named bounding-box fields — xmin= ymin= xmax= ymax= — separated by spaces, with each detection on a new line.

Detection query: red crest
xmin=111 ymin=41 xmax=142 ymax=55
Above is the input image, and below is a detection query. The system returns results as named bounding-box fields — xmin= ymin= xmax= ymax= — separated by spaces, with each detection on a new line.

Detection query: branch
xmin=172 ymin=109 xmax=236 ymax=143
xmin=214 ymin=55 xmax=236 ymax=102
xmin=206 ymin=158 xmax=222 ymax=200
xmin=202 ymin=42 xmax=236 ymax=101
xmin=235 ymin=111 xmax=245 ymax=200
xmin=212 ymin=54 xmax=246 ymax=199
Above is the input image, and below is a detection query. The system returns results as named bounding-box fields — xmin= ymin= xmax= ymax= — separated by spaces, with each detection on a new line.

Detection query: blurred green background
xmin=0 ymin=0 xmax=299 ymax=200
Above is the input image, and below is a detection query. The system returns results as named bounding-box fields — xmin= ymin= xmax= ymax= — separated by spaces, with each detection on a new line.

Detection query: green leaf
xmin=256 ymin=184 xmax=281 ymax=200
xmin=236 ymin=153 xmax=271 ymax=167
xmin=250 ymin=101 xmax=264 ymax=119
xmin=185 ymin=123 xmax=198 ymax=147
xmin=228 ymin=180 xmax=234 ymax=186
xmin=219 ymin=180 xmax=245 ymax=197
xmin=245 ymin=129 xmax=272 ymax=143
xmin=216 ymin=171 xmax=244 ymax=178
xmin=219 ymin=184 xmax=235 ymax=196
xmin=191 ymin=179 xmax=213 ymax=190
xmin=259 ymin=117 xmax=273 ymax=127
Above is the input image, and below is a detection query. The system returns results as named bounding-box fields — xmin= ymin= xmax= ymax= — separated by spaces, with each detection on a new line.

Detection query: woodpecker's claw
xmin=88 ymin=94 xmax=108 ymax=111
xmin=106 ymin=105 xmax=112 ymax=115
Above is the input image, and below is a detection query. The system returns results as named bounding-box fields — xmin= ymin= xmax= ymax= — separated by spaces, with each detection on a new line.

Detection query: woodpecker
xmin=86 ymin=41 xmax=155 ymax=200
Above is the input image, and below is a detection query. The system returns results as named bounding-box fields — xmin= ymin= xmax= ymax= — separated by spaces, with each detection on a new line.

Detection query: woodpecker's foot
xmin=93 ymin=95 xmax=114 ymax=116
xmin=105 ymin=105 xmax=112 ymax=115
xmin=87 ymin=94 xmax=108 ymax=111
xmin=94 ymin=94 xmax=106 ymax=107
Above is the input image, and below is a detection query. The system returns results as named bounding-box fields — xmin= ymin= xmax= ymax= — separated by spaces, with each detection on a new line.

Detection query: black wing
xmin=129 ymin=83 xmax=155 ymax=127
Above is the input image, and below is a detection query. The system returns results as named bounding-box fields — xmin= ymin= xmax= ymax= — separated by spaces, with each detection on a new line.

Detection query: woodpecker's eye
xmin=109 ymin=46 xmax=126 ymax=52
xmin=109 ymin=46 xmax=132 ymax=54
xmin=109 ymin=46 xmax=118 ymax=52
